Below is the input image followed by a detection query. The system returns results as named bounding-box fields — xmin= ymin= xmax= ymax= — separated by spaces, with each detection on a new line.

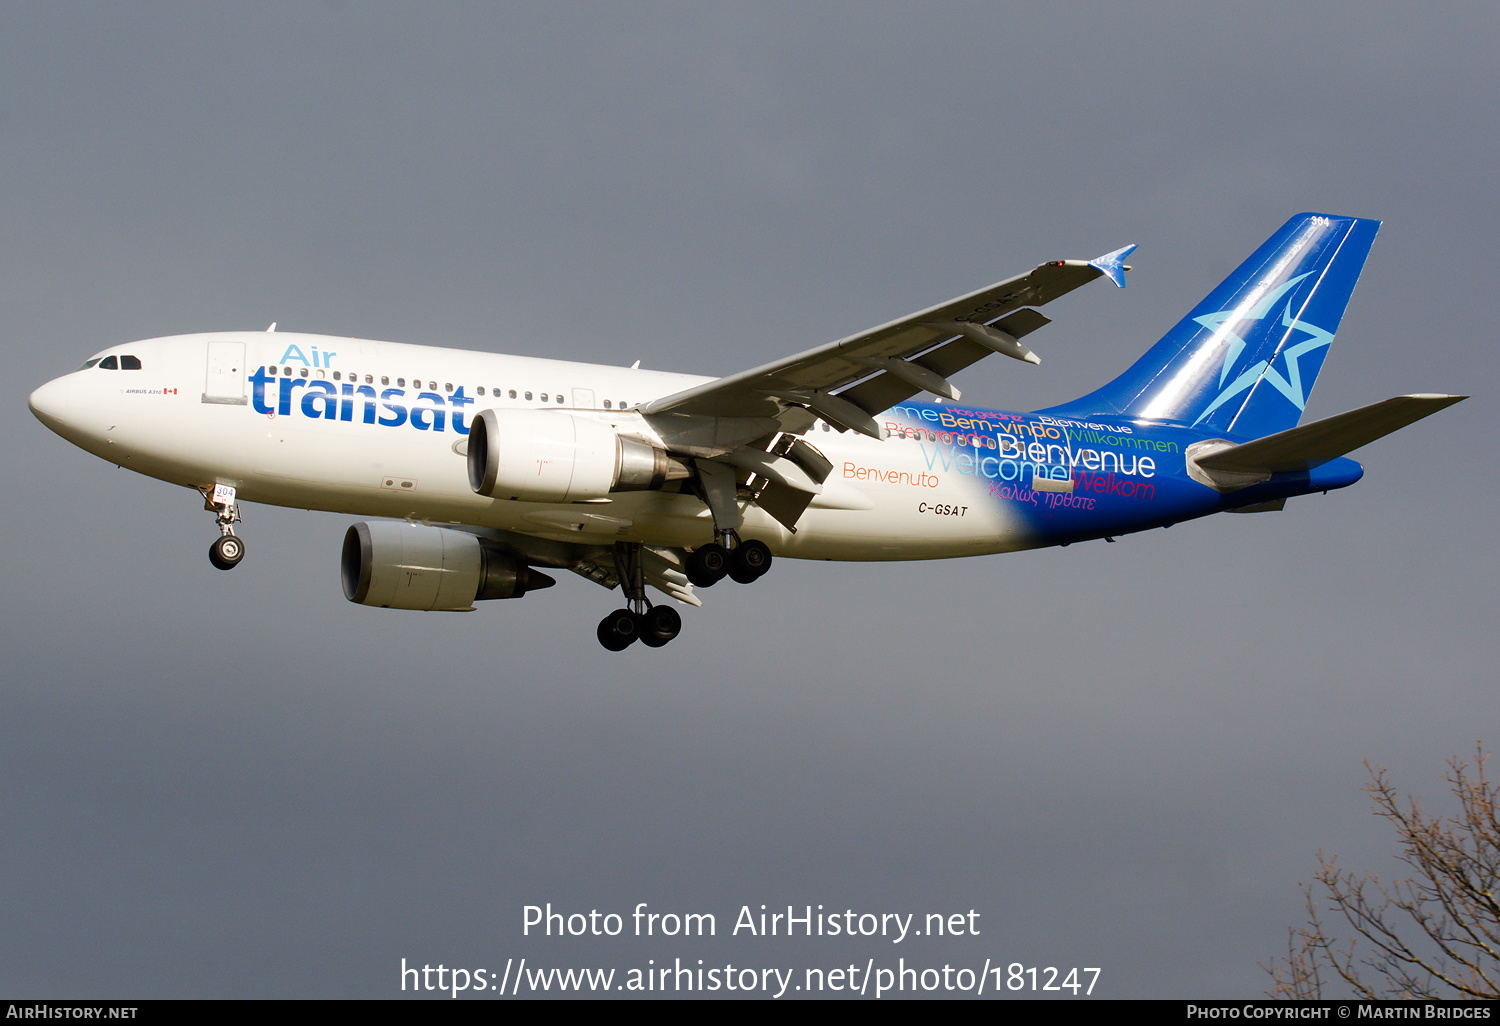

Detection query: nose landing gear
xmin=200 ymin=483 xmax=244 ymax=571
xmin=209 ymin=533 xmax=245 ymax=570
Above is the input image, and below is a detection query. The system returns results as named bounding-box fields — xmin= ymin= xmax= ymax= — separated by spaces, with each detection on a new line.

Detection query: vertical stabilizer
xmin=1040 ymin=213 xmax=1381 ymax=438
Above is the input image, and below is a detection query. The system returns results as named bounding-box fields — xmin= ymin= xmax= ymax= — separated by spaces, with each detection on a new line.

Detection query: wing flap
xmin=642 ymin=546 xmax=702 ymax=606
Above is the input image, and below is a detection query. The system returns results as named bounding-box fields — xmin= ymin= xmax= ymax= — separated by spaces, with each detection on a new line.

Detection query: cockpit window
xmin=90 ymin=354 xmax=142 ymax=369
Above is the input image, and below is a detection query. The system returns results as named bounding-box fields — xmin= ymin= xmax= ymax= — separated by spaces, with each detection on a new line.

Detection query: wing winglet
xmin=1087 ymin=244 xmax=1137 ymax=289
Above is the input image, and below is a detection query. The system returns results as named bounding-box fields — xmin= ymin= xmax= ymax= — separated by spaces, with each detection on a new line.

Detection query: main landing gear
xmin=592 ymin=535 xmax=773 ymax=652
xmin=593 ymin=461 xmax=777 ymax=652
xmin=596 ymin=604 xmax=682 ymax=652
xmin=685 ymin=535 xmax=772 ymax=588
xmin=597 ymin=542 xmax=684 ymax=651
xmin=684 ymin=460 xmax=773 ymax=589
xmin=201 ymin=483 xmax=245 ymax=570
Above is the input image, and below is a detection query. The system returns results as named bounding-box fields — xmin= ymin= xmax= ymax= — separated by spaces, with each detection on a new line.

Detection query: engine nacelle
xmin=467 ymin=408 xmax=679 ymax=502
xmin=340 ymin=521 xmax=555 ymax=611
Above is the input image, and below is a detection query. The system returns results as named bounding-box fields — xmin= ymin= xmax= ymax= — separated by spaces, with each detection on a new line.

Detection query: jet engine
xmin=467 ymin=408 xmax=685 ymax=503
xmin=340 ymin=521 xmax=554 ymax=611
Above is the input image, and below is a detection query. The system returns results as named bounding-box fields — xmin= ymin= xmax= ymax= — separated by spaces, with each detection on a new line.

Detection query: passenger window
xmin=556 ymin=395 xmax=564 ymax=404
xmin=509 ymin=390 xmax=517 ymax=399
xmin=603 ymin=400 xmax=611 ymax=409
xmin=365 ymin=375 xmax=374 ymax=384
xmin=120 ymin=355 xmax=141 ymax=370
xmin=99 ymin=355 xmax=118 ymax=369
xmin=525 ymin=392 xmax=533 ymax=401
xmin=333 ymin=371 xmax=342 ymax=381
xmin=478 ymin=387 xmax=486 ymax=396
xmin=300 ymin=368 xmax=309 ymax=378
xmin=444 ymin=383 xmax=453 ymax=393
xmin=540 ymin=393 xmax=548 ymax=402
xmin=397 ymin=378 xmax=406 ymax=387
xmin=381 ymin=376 xmax=389 ymax=385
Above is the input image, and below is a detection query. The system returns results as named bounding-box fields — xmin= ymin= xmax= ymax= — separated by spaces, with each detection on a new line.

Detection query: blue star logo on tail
xmin=1191 ymin=271 xmax=1335 ymax=427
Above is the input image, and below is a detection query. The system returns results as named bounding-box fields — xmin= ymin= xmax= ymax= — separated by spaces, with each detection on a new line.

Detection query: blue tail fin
xmin=1040 ymin=213 xmax=1381 ymax=438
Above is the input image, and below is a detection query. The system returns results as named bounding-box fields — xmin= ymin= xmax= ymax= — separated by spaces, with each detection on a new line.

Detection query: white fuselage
xmin=29 ymin=332 xmax=1029 ymax=561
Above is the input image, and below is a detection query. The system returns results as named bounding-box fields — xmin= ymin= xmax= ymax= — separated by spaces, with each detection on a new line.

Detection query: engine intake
xmin=341 ymin=521 xmax=555 ymax=611
xmin=467 ymin=408 xmax=683 ymax=502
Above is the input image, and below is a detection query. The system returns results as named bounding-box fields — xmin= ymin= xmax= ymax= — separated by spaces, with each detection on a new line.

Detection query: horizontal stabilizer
xmin=1195 ymin=394 xmax=1466 ymax=474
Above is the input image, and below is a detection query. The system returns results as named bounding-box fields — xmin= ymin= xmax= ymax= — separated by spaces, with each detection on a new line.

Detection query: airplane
xmin=28 ymin=212 xmax=1465 ymax=651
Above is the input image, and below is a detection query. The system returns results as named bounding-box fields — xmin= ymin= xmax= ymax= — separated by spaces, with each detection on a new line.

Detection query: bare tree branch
xmin=1264 ymin=745 xmax=1500 ymax=999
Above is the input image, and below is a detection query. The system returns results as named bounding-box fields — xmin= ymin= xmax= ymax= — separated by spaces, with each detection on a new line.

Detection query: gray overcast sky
xmin=3 ymin=2 xmax=1496 ymax=999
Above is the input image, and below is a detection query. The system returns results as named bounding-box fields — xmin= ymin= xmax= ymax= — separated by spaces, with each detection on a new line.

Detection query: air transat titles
xmin=247 ymin=366 xmax=475 ymax=433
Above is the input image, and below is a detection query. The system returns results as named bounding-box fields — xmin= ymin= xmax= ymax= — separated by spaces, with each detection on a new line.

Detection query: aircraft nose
xmin=28 ymin=376 xmax=72 ymax=433
xmin=29 ymin=373 xmax=100 ymax=448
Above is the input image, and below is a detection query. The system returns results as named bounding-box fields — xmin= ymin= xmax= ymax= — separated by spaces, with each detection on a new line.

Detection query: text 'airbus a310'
xmin=29 ymin=213 xmax=1464 ymax=650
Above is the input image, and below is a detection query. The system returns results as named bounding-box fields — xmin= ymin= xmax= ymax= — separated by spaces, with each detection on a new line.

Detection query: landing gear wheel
xmin=729 ymin=539 xmax=772 ymax=584
xmin=639 ymin=605 xmax=682 ymax=647
xmin=209 ymin=534 xmax=245 ymax=571
xmin=686 ymin=543 xmax=729 ymax=588
xmin=597 ymin=608 xmax=640 ymax=651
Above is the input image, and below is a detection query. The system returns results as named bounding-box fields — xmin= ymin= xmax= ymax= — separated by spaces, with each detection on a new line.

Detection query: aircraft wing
xmin=637 ymin=244 xmax=1135 ymax=435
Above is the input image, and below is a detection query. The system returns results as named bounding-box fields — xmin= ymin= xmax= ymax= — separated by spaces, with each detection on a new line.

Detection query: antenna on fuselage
xmin=266 ymin=322 xmax=277 ymax=332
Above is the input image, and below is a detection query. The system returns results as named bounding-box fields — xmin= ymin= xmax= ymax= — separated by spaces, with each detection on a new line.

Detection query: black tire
xmin=209 ymin=534 xmax=245 ymax=571
xmin=639 ymin=605 xmax=682 ymax=647
xmin=729 ymin=539 xmax=772 ymax=584
xmin=686 ymin=543 xmax=729 ymax=588
xmin=596 ymin=608 xmax=639 ymax=651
